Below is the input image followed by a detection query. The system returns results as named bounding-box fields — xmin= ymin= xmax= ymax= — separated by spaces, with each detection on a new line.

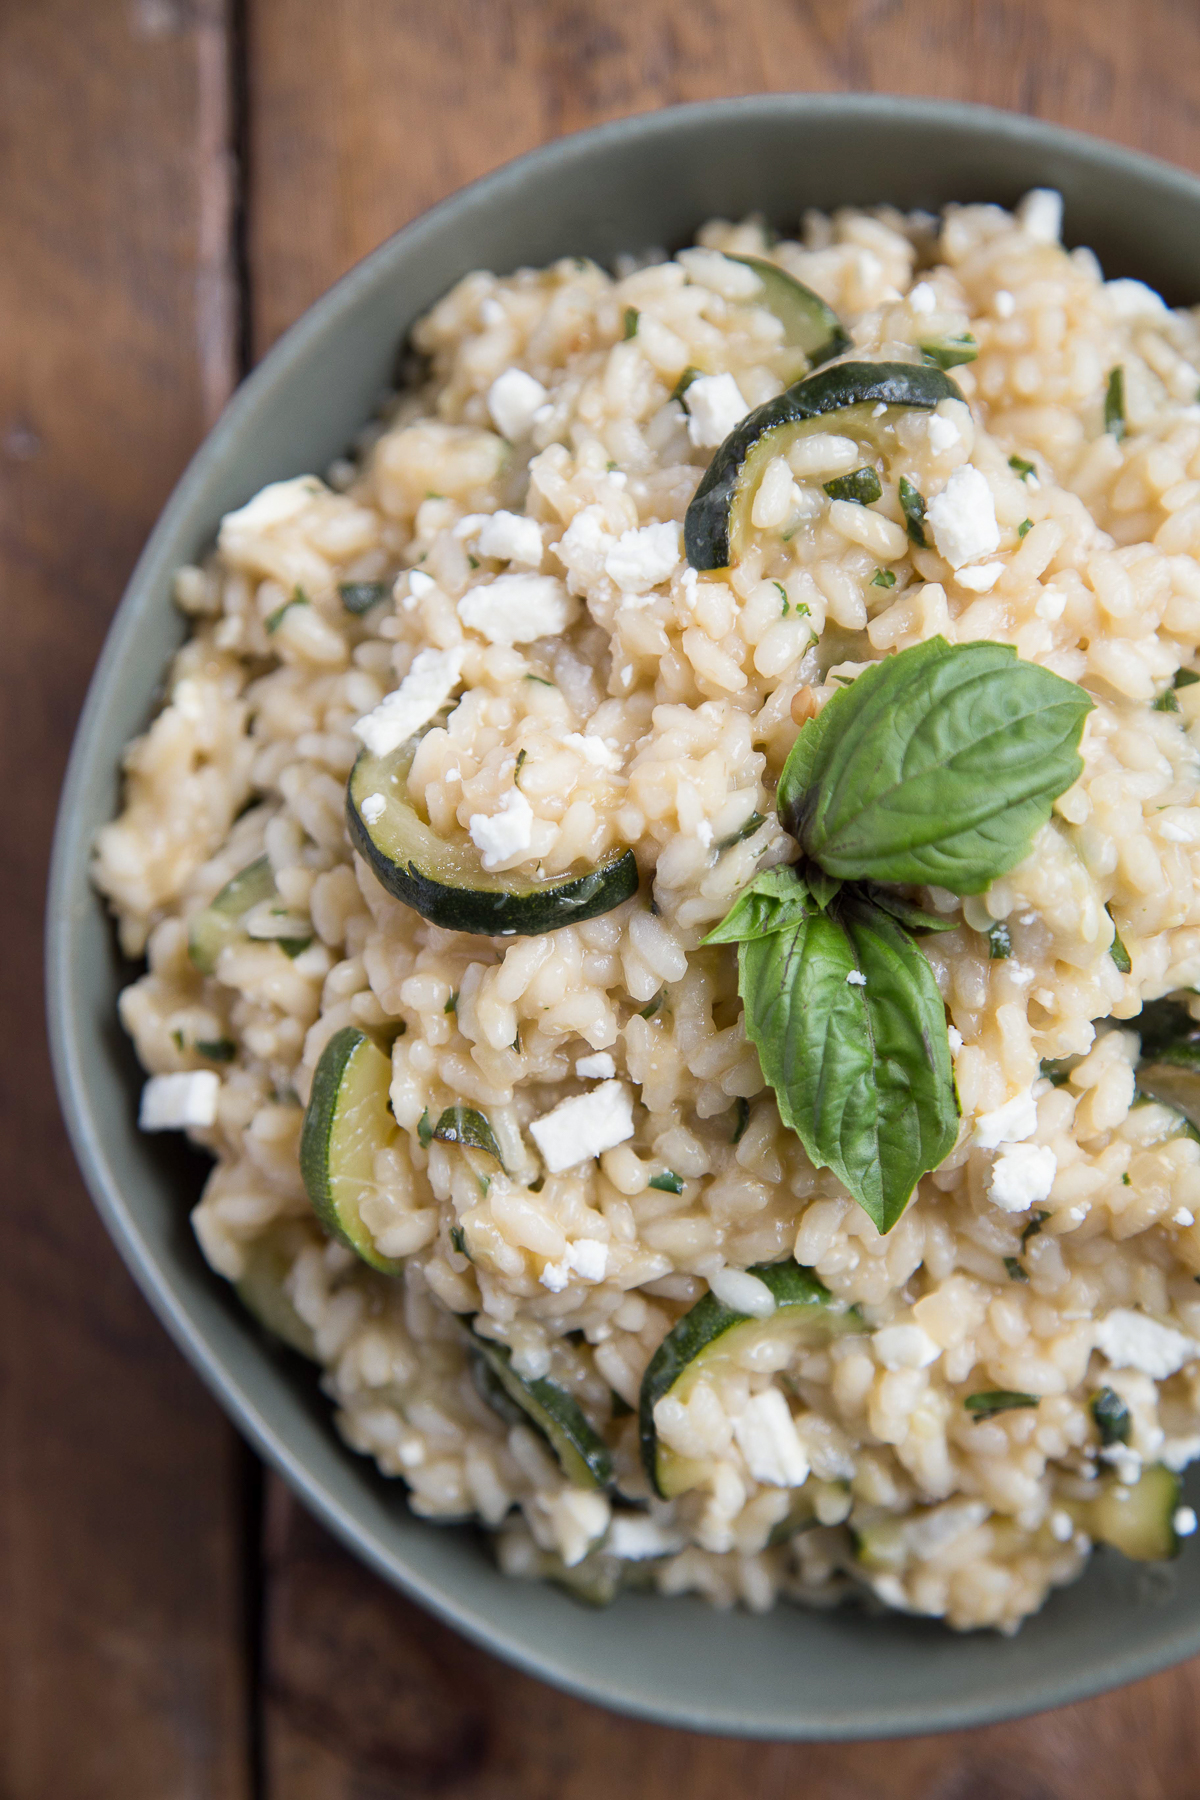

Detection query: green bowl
xmin=47 ymin=94 xmax=1200 ymax=1738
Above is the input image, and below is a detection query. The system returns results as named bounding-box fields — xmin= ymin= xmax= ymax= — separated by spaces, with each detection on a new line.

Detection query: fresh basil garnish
xmin=776 ymin=636 xmax=1093 ymax=892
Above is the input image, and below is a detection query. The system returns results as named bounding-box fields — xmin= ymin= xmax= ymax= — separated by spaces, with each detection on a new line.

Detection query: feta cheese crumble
xmin=845 ymin=969 xmax=867 ymax=987
xmin=564 ymin=733 xmax=622 ymax=770
xmin=457 ymin=572 xmax=574 ymax=645
xmin=575 ymin=1051 xmax=616 ymax=1080
xmin=539 ymin=1237 xmax=609 ymax=1291
xmin=925 ymin=465 xmax=1000 ymax=569
xmin=486 ymin=368 xmax=548 ymax=440
xmin=732 ymin=1387 xmax=810 ymax=1487
xmin=529 ymin=1080 xmax=634 ymax=1172
xmin=684 ymin=373 xmax=750 ymax=448
xmin=218 ymin=475 xmax=318 ymax=549
xmin=989 ymin=1141 xmax=1058 ymax=1213
xmin=352 ymin=646 xmax=464 ymax=757
xmin=974 ymin=1085 xmax=1038 ymax=1148
xmin=457 ymin=509 xmax=545 ymax=567
xmin=1016 ymin=188 xmax=1064 ymax=245
xmin=1174 ymin=1506 xmax=1198 ymax=1537
xmin=873 ymin=1323 xmax=940 ymax=1370
xmin=140 ymin=1070 xmax=220 ymax=1132
xmin=468 ymin=788 xmax=535 ymax=869
xmin=926 ymin=411 xmax=962 ymax=455
xmin=359 ymin=792 xmax=386 ymax=825
xmin=604 ymin=521 xmax=682 ymax=594
xmin=955 ymin=561 xmax=1003 ymax=593
xmin=1094 ymin=1309 xmax=1199 ymax=1379
xmin=994 ymin=289 xmax=1016 ymax=318
xmin=908 ymin=280 xmax=937 ymax=314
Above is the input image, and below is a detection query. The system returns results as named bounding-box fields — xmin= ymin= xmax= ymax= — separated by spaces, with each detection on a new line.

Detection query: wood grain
xmin=0 ymin=3 xmax=249 ymax=1796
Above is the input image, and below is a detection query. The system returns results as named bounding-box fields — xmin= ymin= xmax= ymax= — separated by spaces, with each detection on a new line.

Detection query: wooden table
xmin=8 ymin=3 xmax=1200 ymax=1792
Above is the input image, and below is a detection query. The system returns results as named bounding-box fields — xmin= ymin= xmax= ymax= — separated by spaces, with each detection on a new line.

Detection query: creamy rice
xmin=95 ymin=191 xmax=1200 ymax=1631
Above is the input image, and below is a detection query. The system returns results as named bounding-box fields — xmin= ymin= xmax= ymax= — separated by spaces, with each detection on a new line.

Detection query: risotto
xmin=95 ymin=188 xmax=1200 ymax=1632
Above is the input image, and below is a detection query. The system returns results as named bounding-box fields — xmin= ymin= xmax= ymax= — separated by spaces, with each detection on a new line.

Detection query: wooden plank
xmin=0 ymin=2 xmax=251 ymax=1796
xmin=245 ymin=2 xmax=1200 ymax=1792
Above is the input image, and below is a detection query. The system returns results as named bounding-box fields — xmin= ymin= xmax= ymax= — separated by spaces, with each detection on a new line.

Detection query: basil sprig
xmin=705 ymin=636 xmax=1093 ymax=1232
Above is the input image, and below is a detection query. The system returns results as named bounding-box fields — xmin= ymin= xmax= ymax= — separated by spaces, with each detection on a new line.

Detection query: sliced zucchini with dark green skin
xmin=347 ymin=737 xmax=639 ymax=936
xmin=471 ymin=1327 xmax=614 ymax=1489
xmin=299 ymin=1026 xmax=403 ymax=1274
xmin=235 ymin=1220 xmax=320 ymax=1358
xmin=684 ymin=360 xmax=964 ymax=572
xmin=1065 ymin=1462 xmax=1182 ymax=1561
xmin=638 ymin=1259 xmax=864 ymax=1499
xmin=188 ymin=854 xmax=276 ymax=974
xmin=722 ymin=254 xmax=849 ymax=378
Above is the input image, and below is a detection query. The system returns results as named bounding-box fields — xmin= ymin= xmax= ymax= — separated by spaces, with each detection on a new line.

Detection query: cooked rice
xmin=95 ymin=191 xmax=1200 ymax=1631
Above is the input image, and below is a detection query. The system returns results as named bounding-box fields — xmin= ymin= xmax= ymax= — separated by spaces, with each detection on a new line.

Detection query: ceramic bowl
xmin=47 ymin=93 xmax=1200 ymax=1738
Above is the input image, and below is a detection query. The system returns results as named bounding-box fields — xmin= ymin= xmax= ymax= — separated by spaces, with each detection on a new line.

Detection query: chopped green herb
xmin=1104 ymin=365 xmax=1126 ymax=440
xmin=467 ymin=554 xmax=480 ymax=570
xmin=1003 ymin=1256 xmax=1028 ymax=1282
xmin=1107 ymin=905 xmax=1132 ymax=974
xmin=773 ymin=580 xmax=789 ymax=616
xmin=1154 ymin=689 xmax=1180 ymax=712
xmin=965 ymin=1390 xmax=1040 ymax=1420
xmin=731 ymin=1097 xmax=750 ymax=1144
xmin=830 ymin=673 xmax=856 ymax=687
xmin=449 ymin=1225 xmax=469 ymax=1257
xmin=432 ymin=1104 xmax=505 ymax=1167
xmin=648 ymin=1171 xmax=684 ymax=1194
xmin=1174 ymin=668 xmax=1200 ymax=689
xmin=1020 ymin=1210 xmax=1049 ymax=1245
xmin=445 ymin=992 xmax=458 ymax=1015
xmin=1008 ymin=454 xmax=1037 ymax=482
xmin=671 ymin=365 xmax=703 ymax=401
xmin=195 ymin=1038 xmax=237 ymax=1062
xmin=278 ymin=936 xmax=313 ymax=958
xmin=920 ymin=334 xmax=977 ymax=370
xmin=623 ymin=306 xmax=639 ymax=339
xmin=425 ymin=491 xmax=446 ymax=500
xmin=606 ymin=460 xmax=618 ymax=471
xmin=1122 ymin=1172 xmax=1131 ymax=1186
xmin=639 ymin=994 xmax=663 ymax=1020
xmin=514 ymin=749 xmax=527 ymax=783
xmin=266 ymin=586 xmax=310 ymax=633
xmin=1091 ymin=1387 xmax=1132 ymax=1446
xmin=524 ymin=673 xmax=555 ymax=687
xmin=871 ymin=568 xmax=896 ymax=589
xmin=987 ymin=920 xmax=1012 ymax=959
xmin=417 ymin=1109 xmax=433 ymax=1148
xmin=823 ymin=466 xmax=883 ymax=506
xmin=898 ymin=476 xmax=928 ymax=546
xmin=171 ymin=1028 xmax=185 ymax=1050
xmin=715 ymin=811 xmax=766 ymax=855
xmin=1039 ymin=1057 xmax=1075 ymax=1088
xmin=338 ymin=580 xmax=387 ymax=614
xmin=1017 ymin=518 xmax=1033 ymax=539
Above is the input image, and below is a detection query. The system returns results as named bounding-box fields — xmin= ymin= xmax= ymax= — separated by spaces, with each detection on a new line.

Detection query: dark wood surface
xmin=8 ymin=3 xmax=1200 ymax=1793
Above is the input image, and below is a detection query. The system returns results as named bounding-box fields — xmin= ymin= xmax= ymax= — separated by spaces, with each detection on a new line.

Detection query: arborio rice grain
xmin=96 ymin=191 xmax=1200 ymax=1631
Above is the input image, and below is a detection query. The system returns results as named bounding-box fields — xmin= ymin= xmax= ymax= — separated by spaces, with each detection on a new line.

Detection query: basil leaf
xmin=433 ymin=1104 xmax=507 ymax=1170
xmin=738 ymin=893 xmax=958 ymax=1231
xmin=965 ymin=1390 xmax=1039 ymax=1420
xmin=776 ymin=636 xmax=1093 ymax=892
xmin=1105 ymin=365 xmax=1126 ymax=441
xmin=702 ymin=865 xmax=814 ymax=945
xmin=862 ymin=885 xmax=958 ymax=933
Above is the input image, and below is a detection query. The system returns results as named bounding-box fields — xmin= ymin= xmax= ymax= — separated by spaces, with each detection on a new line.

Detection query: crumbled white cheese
xmin=1175 ymin=1505 xmax=1198 ymax=1537
xmin=1175 ymin=1208 xmax=1195 ymax=1227
xmin=468 ymin=788 xmax=535 ymax=869
xmin=732 ymin=1387 xmax=810 ymax=1487
xmin=407 ymin=568 xmax=436 ymax=597
xmin=707 ymin=1267 xmax=776 ymax=1318
xmin=457 ymin=572 xmax=574 ymax=645
xmin=873 ymin=1324 xmax=940 ymax=1371
xmin=1094 ymin=1308 xmax=1199 ymax=1378
xmin=1036 ymin=586 xmax=1066 ymax=621
xmin=530 ymin=1080 xmax=634 ymax=1172
xmin=1017 ymin=188 xmax=1064 ymax=244
xmin=926 ymin=411 xmax=962 ymax=455
xmin=684 ymin=373 xmax=751 ymax=448
xmin=219 ymin=475 xmax=319 ymax=546
xmin=974 ymin=1084 xmax=1038 ymax=1148
xmin=564 ymin=733 xmax=622 ymax=770
xmin=548 ymin=1488 xmax=611 ymax=1567
xmin=575 ymin=1051 xmax=616 ymax=1080
xmin=352 ymin=646 xmax=464 ymax=757
xmin=925 ymin=464 xmax=1000 ymax=569
xmin=845 ymin=969 xmax=867 ymax=987
xmin=606 ymin=1514 xmax=685 ymax=1559
xmin=695 ymin=821 xmax=714 ymax=848
xmin=605 ymin=521 xmax=682 ymax=594
xmin=567 ymin=1238 xmax=608 ymax=1282
xmin=1105 ymin=278 xmax=1168 ymax=321
xmin=947 ymin=1026 xmax=964 ymax=1053
xmin=486 ymin=367 xmax=548 ymax=440
xmin=908 ymin=280 xmax=937 ymax=314
xmin=457 ymin=509 xmax=545 ymax=567
xmin=989 ymin=1141 xmax=1057 ymax=1212
xmin=994 ymin=289 xmax=1016 ymax=318
xmin=955 ymin=561 xmax=1004 ymax=593
xmin=1049 ymin=1508 xmax=1074 ymax=1543
xmin=359 ymin=792 xmax=386 ymax=825
xmin=139 ymin=1070 xmax=220 ymax=1132
xmin=1101 ymin=1443 xmax=1143 ymax=1487
xmin=539 ymin=1260 xmax=570 ymax=1293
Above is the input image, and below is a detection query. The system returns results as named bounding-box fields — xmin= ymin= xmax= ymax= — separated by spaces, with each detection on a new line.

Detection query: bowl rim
xmin=45 ymin=90 xmax=1200 ymax=1739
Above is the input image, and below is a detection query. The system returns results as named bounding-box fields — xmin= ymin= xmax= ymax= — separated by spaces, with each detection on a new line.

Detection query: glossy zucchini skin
xmin=471 ymin=1327 xmax=614 ymax=1490
xmin=683 ymin=360 xmax=964 ymax=572
xmin=188 ymin=854 xmax=276 ymax=974
xmin=347 ymin=741 xmax=639 ymax=936
xmin=638 ymin=1259 xmax=863 ymax=1498
xmin=1066 ymin=1462 xmax=1182 ymax=1561
xmin=299 ymin=1025 xmax=403 ymax=1275
xmin=724 ymin=254 xmax=849 ymax=378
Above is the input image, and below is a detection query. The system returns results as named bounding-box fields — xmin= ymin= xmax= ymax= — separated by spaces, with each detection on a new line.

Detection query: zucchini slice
xmin=638 ymin=1260 xmax=863 ymax=1499
xmin=684 ymin=360 xmax=964 ymax=572
xmin=188 ymin=854 xmax=276 ymax=974
xmin=722 ymin=254 xmax=849 ymax=379
xmin=347 ymin=736 xmax=639 ymax=936
xmin=471 ymin=1328 xmax=614 ymax=1490
xmin=299 ymin=1026 xmax=403 ymax=1274
xmin=235 ymin=1220 xmax=320 ymax=1359
xmin=1066 ymin=1462 xmax=1182 ymax=1561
